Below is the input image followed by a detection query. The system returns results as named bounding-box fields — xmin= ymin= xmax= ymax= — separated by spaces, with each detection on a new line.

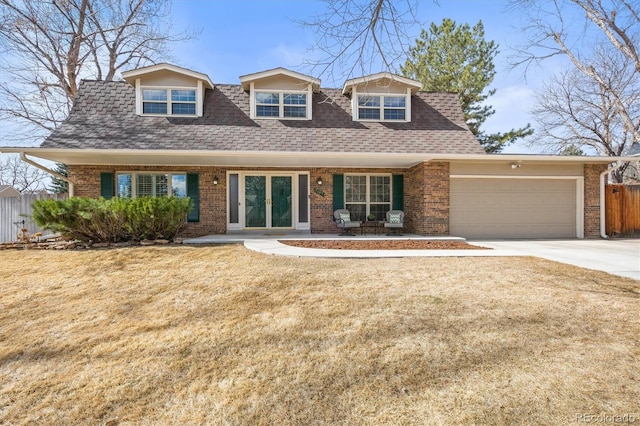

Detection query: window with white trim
xmin=357 ymin=94 xmax=407 ymax=121
xmin=142 ymin=88 xmax=196 ymax=116
xmin=345 ymin=174 xmax=391 ymax=221
xmin=116 ymin=172 xmax=187 ymax=198
xmin=255 ymin=91 xmax=308 ymax=119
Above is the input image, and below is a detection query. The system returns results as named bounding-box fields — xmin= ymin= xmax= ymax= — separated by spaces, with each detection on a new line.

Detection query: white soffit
xmin=121 ymin=63 xmax=214 ymax=89
xmin=239 ymin=67 xmax=321 ymax=92
xmin=343 ymin=72 xmax=422 ymax=95
xmin=1 ymin=148 xmax=634 ymax=169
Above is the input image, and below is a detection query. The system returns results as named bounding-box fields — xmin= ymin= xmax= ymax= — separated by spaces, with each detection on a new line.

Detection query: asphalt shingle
xmin=42 ymin=80 xmax=485 ymax=155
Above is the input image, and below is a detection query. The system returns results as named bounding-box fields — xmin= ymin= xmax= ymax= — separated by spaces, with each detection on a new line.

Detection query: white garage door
xmin=450 ymin=178 xmax=578 ymax=239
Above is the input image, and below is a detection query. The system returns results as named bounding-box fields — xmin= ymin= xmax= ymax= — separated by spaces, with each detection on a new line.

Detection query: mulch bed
xmin=279 ymin=240 xmax=489 ymax=250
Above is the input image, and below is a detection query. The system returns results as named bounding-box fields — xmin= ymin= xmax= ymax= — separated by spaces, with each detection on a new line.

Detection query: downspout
xmin=20 ymin=152 xmax=75 ymax=196
xmin=599 ymin=160 xmax=624 ymax=239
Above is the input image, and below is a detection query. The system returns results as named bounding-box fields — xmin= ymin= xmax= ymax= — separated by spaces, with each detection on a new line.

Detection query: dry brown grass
xmin=1 ymin=245 xmax=639 ymax=425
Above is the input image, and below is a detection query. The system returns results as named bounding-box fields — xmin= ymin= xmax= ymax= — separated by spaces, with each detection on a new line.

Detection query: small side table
xmin=361 ymin=221 xmax=382 ymax=235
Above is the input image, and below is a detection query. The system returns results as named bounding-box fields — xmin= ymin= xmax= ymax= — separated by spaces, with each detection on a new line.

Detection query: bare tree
xmin=299 ymin=0 xmax=429 ymax=82
xmin=532 ymin=46 xmax=639 ymax=181
xmin=510 ymin=0 xmax=640 ymax=156
xmin=0 ymin=155 xmax=48 ymax=193
xmin=0 ymin=0 xmax=196 ymax=144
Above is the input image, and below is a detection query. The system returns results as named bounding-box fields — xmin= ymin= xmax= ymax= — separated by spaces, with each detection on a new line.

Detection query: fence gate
xmin=605 ymin=184 xmax=640 ymax=237
xmin=0 ymin=193 xmax=68 ymax=243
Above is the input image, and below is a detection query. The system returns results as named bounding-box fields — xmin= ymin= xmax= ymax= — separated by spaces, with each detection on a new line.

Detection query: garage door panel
xmin=450 ymin=179 xmax=577 ymax=239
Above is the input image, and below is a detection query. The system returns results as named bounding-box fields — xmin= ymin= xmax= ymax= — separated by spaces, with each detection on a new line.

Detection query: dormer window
xmin=255 ymin=91 xmax=307 ymax=118
xmin=142 ymin=88 xmax=197 ymax=116
xmin=240 ymin=68 xmax=320 ymax=120
xmin=357 ymin=95 xmax=407 ymax=121
xmin=122 ymin=63 xmax=214 ymax=118
xmin=343 ymin=72 xmax=421 ymax=123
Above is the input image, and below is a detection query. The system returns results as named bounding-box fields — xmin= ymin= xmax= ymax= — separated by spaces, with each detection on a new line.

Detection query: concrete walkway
xmin=242 ymin=239 xmax=517 ymax=259
xmin=243 ymin=238 xmax=640 ymax=281
xmin=184 ymin=234 xmax=640 ymax=280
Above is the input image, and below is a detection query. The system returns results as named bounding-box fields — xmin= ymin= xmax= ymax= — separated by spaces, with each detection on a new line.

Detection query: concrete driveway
xmin=471 ymin=239 xmax=640 ymax=280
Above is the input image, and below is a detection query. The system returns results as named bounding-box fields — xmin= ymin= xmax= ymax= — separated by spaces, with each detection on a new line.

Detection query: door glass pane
xmin=271 ymin=176 xmax=292 ymax=228
xmin=298 ymin=175 xmax=308 ymax=223
xmin=229 ymin=174 xmax=239 ymax=224
xmin=245 ymin=176 xmax=266 ymax=227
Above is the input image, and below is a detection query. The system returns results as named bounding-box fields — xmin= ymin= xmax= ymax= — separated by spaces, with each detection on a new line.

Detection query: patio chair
xmin=333 ymin=209 xmax=361 ymax=236
xmin=384 ymin=210 xmax=405 ymax=236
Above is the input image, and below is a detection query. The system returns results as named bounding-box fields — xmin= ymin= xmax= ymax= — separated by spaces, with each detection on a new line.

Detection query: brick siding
xmin=584 ymin=163 xmax=607 ymax=238
xmin=405 ymin=162 xmax=450 ymax=235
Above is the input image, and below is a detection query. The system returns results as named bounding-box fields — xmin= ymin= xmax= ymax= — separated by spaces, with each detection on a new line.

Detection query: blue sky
xmin=168 ymin=0 xmax=570 ymax=153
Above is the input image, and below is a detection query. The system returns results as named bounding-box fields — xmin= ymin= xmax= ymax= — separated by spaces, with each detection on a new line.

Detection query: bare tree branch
xmin=0 ymin=155 xmax=48 ymax=192
xmin=510 ymin=0 xmax=640 ymax=170
xmin=298 ymin=0 xmax=431 ymax=83
xmin=0 ymin=0 xmax=198 ymax=146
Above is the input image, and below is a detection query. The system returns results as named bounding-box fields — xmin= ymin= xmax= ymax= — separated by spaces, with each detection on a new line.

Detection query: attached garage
xmin=450 ymin=177 xmax=582 ymax=239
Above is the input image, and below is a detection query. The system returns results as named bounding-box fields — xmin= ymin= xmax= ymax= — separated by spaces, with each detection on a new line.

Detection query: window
xmin=357 ymin=95 xmax=407 ymax=121
xmin=345 ymin=174 xmax=391 ymax=221
xmin=142 ymin=88 xmax=196 ymax=116
xmin=117 ymin=172 xmax=187 ymax=198
xmin=255 ymin=91 xmax=308 ymax=119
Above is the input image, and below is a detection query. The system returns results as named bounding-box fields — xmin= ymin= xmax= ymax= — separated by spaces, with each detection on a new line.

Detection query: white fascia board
xmin=343 ymin=72 xmax=422 ymax=95
xmin=239 ymin=67 xmax=321 ymax=92
xmin=121 ymin=63 xmax=214 ymax=89
xmin=2 ymin=148 xmax=636 ymax=169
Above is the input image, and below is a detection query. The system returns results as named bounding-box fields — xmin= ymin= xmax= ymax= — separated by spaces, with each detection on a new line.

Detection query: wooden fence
xmin=0 ymin=193 xmax=67 ymax=243
xmin=605 ymin=184 xmax=640 ymax=237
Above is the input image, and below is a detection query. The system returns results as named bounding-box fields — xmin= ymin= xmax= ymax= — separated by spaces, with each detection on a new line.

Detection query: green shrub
xmin=31 ymin=196 xmax=192 ymax=243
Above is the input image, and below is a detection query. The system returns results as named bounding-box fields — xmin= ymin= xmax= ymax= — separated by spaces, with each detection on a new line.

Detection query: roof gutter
xmin=19 ymin=152 xmax=75 ymax=197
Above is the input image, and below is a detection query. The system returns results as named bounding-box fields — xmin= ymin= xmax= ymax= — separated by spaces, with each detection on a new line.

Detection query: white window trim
xmin=116 ymin=171 xmax=187 ymax=198
xmin=136 ymin=84 xmax=199 ymax=117
xmin=344 ymin=173 xmax=393 ymax=219
xmin=251 ymin=88 xmax=311 ymax=120
xmin=351 ymin=87 xmax=412 ymax=122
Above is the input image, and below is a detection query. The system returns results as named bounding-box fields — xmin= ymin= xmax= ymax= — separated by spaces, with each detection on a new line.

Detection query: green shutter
xmin=100 ymin=172 xmax=114 ymax=199
xmin=186 ymin=173 xmax=199 ymax=222
xmin=392 ymin=174 xmax=404 ymax=211
xmin=333 ymin=174 xmax=344 ymax=211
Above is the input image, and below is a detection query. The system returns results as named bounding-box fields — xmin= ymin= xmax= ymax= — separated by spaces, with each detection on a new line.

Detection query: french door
xmin=244 ymin=174 xmax=293 ymax=229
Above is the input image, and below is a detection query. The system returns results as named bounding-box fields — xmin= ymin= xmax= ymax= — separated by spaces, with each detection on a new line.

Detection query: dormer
xmin=122 ymin=63 xmax=214 ymax=117
xmin=343 ymin=73 xmax=422 ymax=122
xmin=239 ymin=68 xmax=320 ymax=120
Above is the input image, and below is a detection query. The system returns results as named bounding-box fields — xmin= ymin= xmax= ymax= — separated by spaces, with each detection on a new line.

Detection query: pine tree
xmin=48 ymin=163 xmax=68 ymax=194
xmin=401 ymin=19 xmax=533 ymax=153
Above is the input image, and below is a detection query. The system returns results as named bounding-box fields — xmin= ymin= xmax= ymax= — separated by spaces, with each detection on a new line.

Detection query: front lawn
xmin=1 ymin=246 xmax=638 ymax=425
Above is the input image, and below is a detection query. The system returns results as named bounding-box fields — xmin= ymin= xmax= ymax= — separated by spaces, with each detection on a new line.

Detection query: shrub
xmin=31 ymin=196 xmax=192 ymax=243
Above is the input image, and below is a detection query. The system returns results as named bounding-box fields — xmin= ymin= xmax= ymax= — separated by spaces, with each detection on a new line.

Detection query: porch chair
xmin=333 ymin=209 xmax=361 ymax=236
xmin=384 ymin=210 xmax=405 ymax=236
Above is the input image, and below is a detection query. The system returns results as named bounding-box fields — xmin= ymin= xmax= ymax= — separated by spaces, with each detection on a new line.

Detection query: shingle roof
xmin=42 ymin=80 xmax=485 ymax=155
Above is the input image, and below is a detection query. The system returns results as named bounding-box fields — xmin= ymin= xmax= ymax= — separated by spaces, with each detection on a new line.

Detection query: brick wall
xmin=309 ymin=168 xmax=406 ymax=233
xmin=67 ymin=165 xmax=411 ymax=237
xmin=68 ymin=165 xmax=227 ymax=237
xmin=405 ymin=162 xmax=450 ymax=235
xmin=584 ymin=163 xmax=607 ymax=238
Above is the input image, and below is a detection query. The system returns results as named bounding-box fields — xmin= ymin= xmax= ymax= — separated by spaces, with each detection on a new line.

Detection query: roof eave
xmin=239 ymin=67 xmax=321 ymax=92
xmin=342 ymin=72 xmax=422 ymax=95
xmin=121 ymin=63 xmax=214 ymax=89
xmin=2 ymin=148 xmax=635 ymax=169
